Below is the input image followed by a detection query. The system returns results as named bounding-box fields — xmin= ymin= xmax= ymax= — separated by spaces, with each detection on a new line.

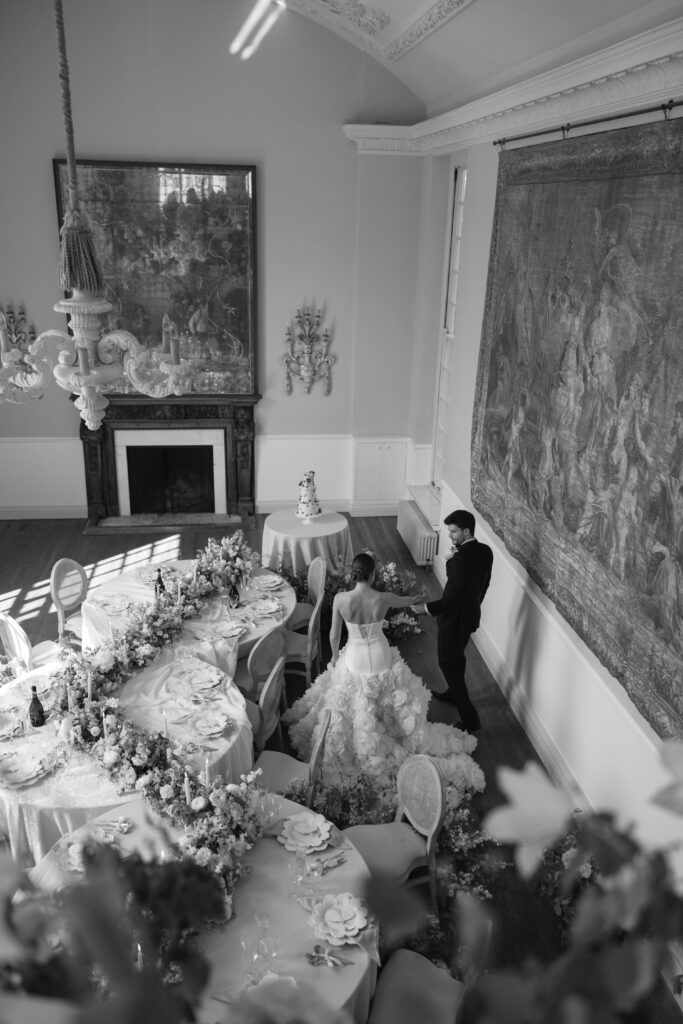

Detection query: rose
xmin=102 ymin=748 xmax=120 ymax=767
xmin=135 ymin=773 xmax=152 ymax=790
xmin=191 ymin=795 xmax=208 ymax=812
xmin=195 ymin=847 xmax=212 ymax=867
xmin=159 ymin=784 xmax=174 ymax=801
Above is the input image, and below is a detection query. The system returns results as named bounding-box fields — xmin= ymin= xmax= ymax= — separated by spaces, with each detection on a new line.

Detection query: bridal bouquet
xmin=195 ymin=530 xmax=260 ymax=589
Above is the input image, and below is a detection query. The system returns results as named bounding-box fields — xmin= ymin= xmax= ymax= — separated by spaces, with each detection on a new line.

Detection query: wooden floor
xmin=0 ymin=514 xmax=680 ymax=1018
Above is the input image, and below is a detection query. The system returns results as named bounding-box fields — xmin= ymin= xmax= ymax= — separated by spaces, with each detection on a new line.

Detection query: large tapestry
xmin=472 ymin=120 xmax=683 ymax=738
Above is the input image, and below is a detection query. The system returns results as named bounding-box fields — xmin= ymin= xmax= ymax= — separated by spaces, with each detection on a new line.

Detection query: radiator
xmin=397 ymin=500 xmax=438 ymax=566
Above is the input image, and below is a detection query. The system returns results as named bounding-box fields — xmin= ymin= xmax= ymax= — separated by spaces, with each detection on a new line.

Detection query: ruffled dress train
xmin=283 ymin=621 xmax=485 ymax=795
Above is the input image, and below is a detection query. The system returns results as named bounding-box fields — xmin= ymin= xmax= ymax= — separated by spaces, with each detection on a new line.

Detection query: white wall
xmin=0 ymin=0 xmax=427 ymax=501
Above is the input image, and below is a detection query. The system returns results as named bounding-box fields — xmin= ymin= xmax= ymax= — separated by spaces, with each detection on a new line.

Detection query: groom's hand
xmin=411 ymin=603 xmax=427 ymax=615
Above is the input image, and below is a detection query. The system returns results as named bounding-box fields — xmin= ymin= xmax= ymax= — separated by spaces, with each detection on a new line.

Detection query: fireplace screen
xmin=126 ymin=445 xmax=215 ymax=515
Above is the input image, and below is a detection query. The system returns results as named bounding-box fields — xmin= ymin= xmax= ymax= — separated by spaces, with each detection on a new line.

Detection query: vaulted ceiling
xmin=287 ymin=0 xmax=683 ymax=117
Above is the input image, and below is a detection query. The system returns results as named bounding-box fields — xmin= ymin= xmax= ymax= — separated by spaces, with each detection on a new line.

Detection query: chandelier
xmin=0 ymin=1 xmax=200 ymax=431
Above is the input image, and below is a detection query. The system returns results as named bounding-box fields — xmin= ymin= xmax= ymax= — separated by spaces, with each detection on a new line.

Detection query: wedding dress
xmin=283 ymin=621 xmax=485 ymax=794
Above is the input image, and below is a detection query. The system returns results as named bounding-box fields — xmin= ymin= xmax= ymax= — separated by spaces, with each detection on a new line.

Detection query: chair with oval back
xmin=286 ymin=557 xmax=327 ymax=633
xmin=50 ymin=558 xmax=88 ymax=644
xmin=283 ymin=582 xmax=325 ymax=689
xmin=244 ymin=655 xmax=286 ymax=755
xmin=342 ymin=754 xmax=446 ymax=910
xmin=254 ymin=708 xmax=331 ymax=808
xmin=233 ymin=625 xmax=286 ymax=701
xmin=0 ymin=612 xmax=61 ymax=674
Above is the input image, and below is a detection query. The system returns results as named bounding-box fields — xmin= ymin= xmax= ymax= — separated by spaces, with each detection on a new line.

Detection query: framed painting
xmin=53 ymin=159 xmax=258 ymax=395
xmin=472 ymin=119 xmax=683 ymax=738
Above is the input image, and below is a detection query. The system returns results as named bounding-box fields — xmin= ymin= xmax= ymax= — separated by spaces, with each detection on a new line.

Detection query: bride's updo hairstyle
xmin=351 ymin=552 xmax=375 ymax=582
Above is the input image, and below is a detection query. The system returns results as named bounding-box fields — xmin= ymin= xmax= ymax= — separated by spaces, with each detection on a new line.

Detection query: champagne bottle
xmin=154 ymin=568 xmax=166 ymax=597
xmin=29 ymin=685 xmax=45 ymax=728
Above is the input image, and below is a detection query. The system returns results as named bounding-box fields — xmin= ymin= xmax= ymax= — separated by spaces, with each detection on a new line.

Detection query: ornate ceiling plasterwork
xmin=287 ymin=0 xmax=477 ymax=63
xmin=385 ymin=0 xmax=476 ymax=62
xmin=343 ymin=51 xmax=683 ymax=155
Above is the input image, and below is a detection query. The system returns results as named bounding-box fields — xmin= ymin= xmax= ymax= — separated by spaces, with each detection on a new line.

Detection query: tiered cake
xmin=296 ymin=471 xmax=322 ymax=520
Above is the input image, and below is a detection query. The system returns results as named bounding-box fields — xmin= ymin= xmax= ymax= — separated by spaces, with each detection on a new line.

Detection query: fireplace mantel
xmin=77 ymin=394 xmax=258 ymax=528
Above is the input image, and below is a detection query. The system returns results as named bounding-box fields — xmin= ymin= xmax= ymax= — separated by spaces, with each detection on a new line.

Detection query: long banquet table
xmin=30 ymin=796 xmax=377 ymax=1024
xmin=0 ymin=564 xmax=296 ymax=866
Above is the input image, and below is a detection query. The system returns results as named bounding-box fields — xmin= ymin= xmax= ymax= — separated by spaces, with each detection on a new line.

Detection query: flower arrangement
xmin=534 ymin=809 xmax=597 ymax=934
xmin=195 ymin=530 xmax=260 ymax=590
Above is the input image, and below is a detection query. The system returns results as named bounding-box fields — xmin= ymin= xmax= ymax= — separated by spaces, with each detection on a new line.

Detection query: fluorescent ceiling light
xmin=230 ymin=0 xmax=285 ymax=60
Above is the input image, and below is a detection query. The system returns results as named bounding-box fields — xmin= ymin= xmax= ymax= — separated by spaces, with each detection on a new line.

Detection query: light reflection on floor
xmin=1 ymin=534 xmax=182 ymax=626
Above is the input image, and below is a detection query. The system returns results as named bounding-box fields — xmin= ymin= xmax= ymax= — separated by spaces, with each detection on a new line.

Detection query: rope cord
xmin=53 ymin=0 xmax=79 ymax=212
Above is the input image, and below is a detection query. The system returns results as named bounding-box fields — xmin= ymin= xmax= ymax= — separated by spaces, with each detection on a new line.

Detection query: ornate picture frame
xmin=53 ymin=159 xmax=258 ymax=396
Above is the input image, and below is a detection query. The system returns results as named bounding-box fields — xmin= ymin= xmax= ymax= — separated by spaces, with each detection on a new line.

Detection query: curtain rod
xmin=493 ymin=98 xmax=681 ymax=148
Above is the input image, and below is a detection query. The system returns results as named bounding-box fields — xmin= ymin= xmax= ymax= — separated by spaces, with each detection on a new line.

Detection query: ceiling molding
xmin=286 ymin=0 xmax=390 ymax=57
xmin=385 ymin=0 xmax=476 ymax=62
xmin=343 ymin=19 xmax=683 ymax=154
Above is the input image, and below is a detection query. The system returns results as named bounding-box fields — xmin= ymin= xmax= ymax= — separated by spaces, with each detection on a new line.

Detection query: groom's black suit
xmin=426 ymin=538 xmax=493 ymax=731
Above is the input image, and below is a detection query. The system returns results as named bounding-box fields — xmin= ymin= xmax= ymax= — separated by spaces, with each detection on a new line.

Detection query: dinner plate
xmin=214 ymin=621 xmax=248 ymax=639
xmin=254 ymin=577 xmax=283 ymax=591
xmin=192 ymin=710 xmax=229 ymax=737
xmin=248 ymin=598 xmax=281 ymax=616
xmin=184 ymin=664 xmax=224 ymax=690
xmin=277 ymin=811 xmax=331 ymax=853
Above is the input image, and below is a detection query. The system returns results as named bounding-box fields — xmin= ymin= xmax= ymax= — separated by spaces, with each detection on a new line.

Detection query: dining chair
xmin=342 ymin=754 xmax=446 ymax=910
xmin=283 ymin=581 xmax=325 ymax=689
xmin=244 ymin=655 xmax=286 ymax=755
xmin=233 ymin=625 xmax=286 ymax=701
xmin=286 ymin=556 xmax=327 ymax=633
xmin=0 ymin=612 xmax=61 ymax=673
xmin=50 ymin=557 xmax=88 ymax=644
xmin=367 ymin=906 xmax=493 ymax=1024
xmin=254 ymin=708 xmax=331 ymax=808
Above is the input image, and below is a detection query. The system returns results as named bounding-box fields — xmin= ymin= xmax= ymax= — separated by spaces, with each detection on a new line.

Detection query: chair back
xmin=255 ymin=655 xmax=286 ymax=753
xmin=306 ymin=708 xmax=331 ymax=807
xmin=247 ymin=626 xmax=286 ymax=696
xmin=396 ymin=754 xmax=446 ymax=857
xmin=307 ymin=557 xmax=327 ymax=606
xmin=0 ymin=613 xmax=33 ymax=670
xmin=304 ymin=583 xmax=325 ymax=672
xmin=50 ymin=558 xmax=88 ymax=639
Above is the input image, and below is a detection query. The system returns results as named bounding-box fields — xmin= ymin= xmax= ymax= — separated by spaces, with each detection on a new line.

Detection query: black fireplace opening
xmin=126 ymin=445 xmax=215 ymax=514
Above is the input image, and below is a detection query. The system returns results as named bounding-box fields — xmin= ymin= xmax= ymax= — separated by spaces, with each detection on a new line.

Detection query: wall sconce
xmin=282 ymin=307 xmax=336 ymax=395
xmin=0 ymin=303 xmax=41 ymax=404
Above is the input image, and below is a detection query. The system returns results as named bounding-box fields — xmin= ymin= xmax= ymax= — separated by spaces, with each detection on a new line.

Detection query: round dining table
xmin=261 ymin=509 xmax=354 ymax=574
xmin=29 ymin=796 xmax=377 ymax=1024
xmin=0 ymin=565 xmax=297 ymax=867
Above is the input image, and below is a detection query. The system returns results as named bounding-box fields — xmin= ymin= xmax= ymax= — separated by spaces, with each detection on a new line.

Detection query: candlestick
xmin=102 ymin=709 xmax=108 ymax=744
xmin=170 ymin=335 xmax=180 ymax=365
xmin=177 ymin=580 xmax=182 ymax=604
xmin=193 ymin=563 xmax=198 ymax=583
xmin=163 ymin=711 xmax=168 ymax=738
xmin=161 ymin=313 xmax=171 ymax=354
xmin=66 ymin=686 xmax=73 ymax=713
xmin=87 ymin=671 xmax=92 ymax=702
xmin=137 ymin=943 xmax=144 ymax=971
xmin=184 ymin=771 xmax=191 ymax=805
xmin=204 ymin=755 xmax=210 ymax=790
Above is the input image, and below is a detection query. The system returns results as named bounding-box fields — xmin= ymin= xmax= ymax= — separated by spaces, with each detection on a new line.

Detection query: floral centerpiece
xmin=195 ymin=530 xmax=259 ymax=591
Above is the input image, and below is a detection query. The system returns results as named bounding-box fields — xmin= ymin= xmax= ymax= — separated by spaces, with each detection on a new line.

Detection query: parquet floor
xmin=0 ymin=514 xmax=679 ymax=1018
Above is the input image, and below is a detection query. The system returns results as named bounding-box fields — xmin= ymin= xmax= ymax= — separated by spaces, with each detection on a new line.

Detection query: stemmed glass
xmin=241 ymin=911 xmax=280 ymax=983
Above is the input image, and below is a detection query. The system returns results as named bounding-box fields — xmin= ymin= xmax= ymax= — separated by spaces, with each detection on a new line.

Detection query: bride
xmin=283 ymin=553 xmax=485 ymax=794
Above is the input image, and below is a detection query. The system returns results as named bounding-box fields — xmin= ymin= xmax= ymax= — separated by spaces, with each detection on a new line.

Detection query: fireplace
xmin=78 ymin=394 xmax=257 ymax=528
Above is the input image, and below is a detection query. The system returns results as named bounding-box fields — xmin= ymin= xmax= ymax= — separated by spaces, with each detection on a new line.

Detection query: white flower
xmin=309 ymin=892 xmax=368 ymax=946
xmin=102 ymin=748 xmax=120 ymax=767
xmin=400 ymin=713 xmax=416 ymax=736
xmin=159 ymin=784 xmax=174 ymax=801
xmin=483 ymin=762 xmax=573 ymax=878
xmin=135 ymin=773 xmax=152 ymax=790
xmin=194 ymin=847 xmax=212 ymax=867
xmin=226 ymin=783 xmax=242 ymax=795
xmin=93 ymin=649 xmax=115 ymax=673
xmin=191 ymin=795 xmax=208 ymax=812
xmin=90 ymin=726 xmax=101 ymax=738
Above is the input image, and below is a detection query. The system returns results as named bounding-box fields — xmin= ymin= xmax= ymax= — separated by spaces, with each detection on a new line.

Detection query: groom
xmin=412 ymin=509 xmax=492 ymax=733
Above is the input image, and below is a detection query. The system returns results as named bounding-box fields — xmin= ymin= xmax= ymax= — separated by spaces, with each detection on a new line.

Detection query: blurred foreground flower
xmin=483 ymin=762 xmax=573 ymax=878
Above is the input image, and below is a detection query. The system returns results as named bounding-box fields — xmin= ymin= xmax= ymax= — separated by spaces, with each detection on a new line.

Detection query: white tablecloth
xmin=261 ymin=510 xmax=354 ymax=574
xmin=30 ymin=797 xmax=376 ymax=1024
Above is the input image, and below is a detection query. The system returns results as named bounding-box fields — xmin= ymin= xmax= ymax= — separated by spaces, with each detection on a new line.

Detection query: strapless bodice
xmin=343 ymin=620 xmax=392 ymax=675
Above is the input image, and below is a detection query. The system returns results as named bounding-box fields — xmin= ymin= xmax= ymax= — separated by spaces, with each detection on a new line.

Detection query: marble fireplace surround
xmin=77 ymin=394 xmax=257 ymax=529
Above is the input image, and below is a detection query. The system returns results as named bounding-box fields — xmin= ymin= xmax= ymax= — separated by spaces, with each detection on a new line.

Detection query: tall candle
xmin=184 ymin=771 xmax=191 ymax=805
xmin=137 ymin=943 xmax=144 ymax=971
xmin=177 ymin=580 xmax=182 ymax=604
xmin=102 ymin=710 xmax=108 ymax=743
xmin=163 ymin=711 xmax=168 ymax=738
xmin=170 ymin=335 xmax=180 ymax=365
xmin=193 ymin=564 xmax=198 ymax=583
xmin=87 ymin=671 xmax=92 ymax=702
xmin=204 ymin=755 xmax=210 ymax=790
xmin=0 ymin=312 xmax=8 ymax=354
xmin=67 ymin=686 xmax=73 ymax=713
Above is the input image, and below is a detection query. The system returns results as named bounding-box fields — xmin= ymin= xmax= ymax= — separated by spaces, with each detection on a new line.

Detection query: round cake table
xmin=261 ymin=509 xmax=354 ymax=574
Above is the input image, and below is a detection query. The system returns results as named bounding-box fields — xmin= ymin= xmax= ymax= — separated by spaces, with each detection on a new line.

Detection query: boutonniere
xmin=306 ymin=944 xmax=353 ymax=968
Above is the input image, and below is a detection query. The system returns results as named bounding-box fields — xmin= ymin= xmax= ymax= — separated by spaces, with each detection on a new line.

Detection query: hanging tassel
xmin=54 ymin=0 xmax=104 ymax=295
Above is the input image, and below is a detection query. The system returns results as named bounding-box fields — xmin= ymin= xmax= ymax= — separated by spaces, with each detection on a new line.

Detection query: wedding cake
xmin=296 ymin=471 xmax=322 ymax=520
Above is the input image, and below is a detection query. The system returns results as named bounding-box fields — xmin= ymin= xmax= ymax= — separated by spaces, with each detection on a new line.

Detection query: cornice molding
xmin=343 ymin=19 xmax=683 ymax=154
xmin=286 ymin=0 xmax=389 ymax=57
xmin=385 ymin=0 xmax=476 ymax=62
